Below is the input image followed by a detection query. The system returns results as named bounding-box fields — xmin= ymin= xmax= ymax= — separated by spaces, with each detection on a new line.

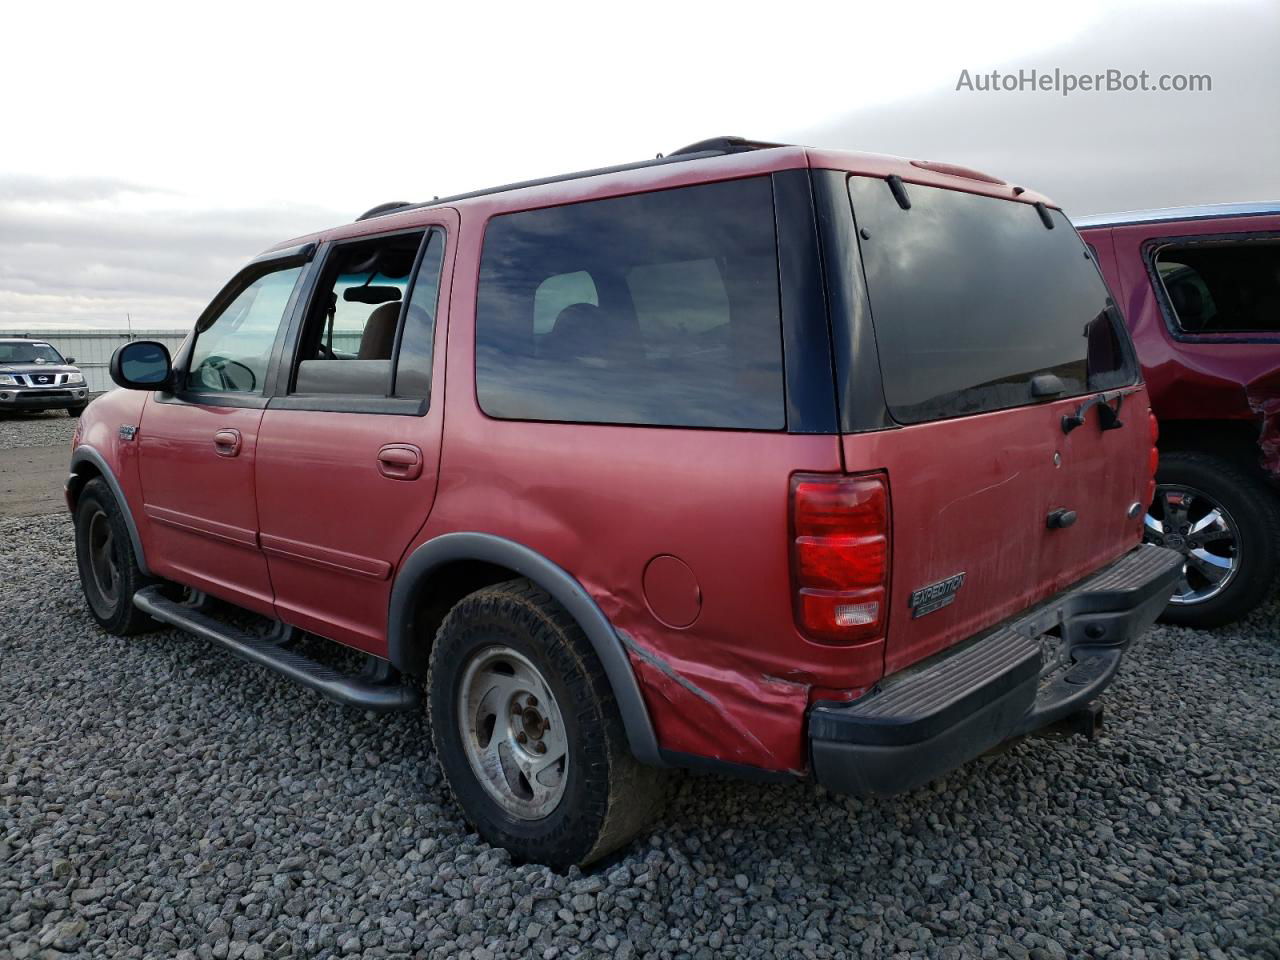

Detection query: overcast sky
xmin=1 ymin=0 xmax=1275 ymax=331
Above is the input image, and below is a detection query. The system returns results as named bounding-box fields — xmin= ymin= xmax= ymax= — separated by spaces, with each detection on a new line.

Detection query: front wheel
xmin=73 ymin=478 xmax=159 ymax=635
xmin=1144 ymin=451 xmax=1280 ymax=627
xmin=428 ymin=579 xmax=667 ymax=868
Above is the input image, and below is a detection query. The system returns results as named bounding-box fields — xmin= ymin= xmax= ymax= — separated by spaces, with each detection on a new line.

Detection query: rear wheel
xmin=1144 ymin=451 xmax=1280 ymax=627
xmin=74 ymin=478 xmax=159 ymax=635
xmin=427 ymin=579 xmax=667 ymax=868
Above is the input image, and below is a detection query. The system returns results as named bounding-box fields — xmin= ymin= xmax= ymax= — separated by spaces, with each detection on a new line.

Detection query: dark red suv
xmin=1078 ymin=204 xmax=1280 ymax=626
xmin=69 ymin=138 xmax=1179 ymax=867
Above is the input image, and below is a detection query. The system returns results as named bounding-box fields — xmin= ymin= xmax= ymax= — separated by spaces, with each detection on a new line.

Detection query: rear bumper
xmin=809 ymin=544 xmax=1182 ymax=796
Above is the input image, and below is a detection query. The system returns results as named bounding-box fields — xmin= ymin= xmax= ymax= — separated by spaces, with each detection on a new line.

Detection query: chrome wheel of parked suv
xmin=1145 ymin=484 xmax=1239 ymax=604
xmin=1144 ymin=452 xmax=1280 ymax=627
xmin=428 ymin=579 xmax=667 ymax=868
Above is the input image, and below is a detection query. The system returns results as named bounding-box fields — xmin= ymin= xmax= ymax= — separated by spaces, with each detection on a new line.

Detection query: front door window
xmin=187 ymin=266 xmax=303 ymax=395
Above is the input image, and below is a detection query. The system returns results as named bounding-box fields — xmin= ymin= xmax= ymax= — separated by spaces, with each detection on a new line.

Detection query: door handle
xmin=377 ymin=443 xmax=423 ymax=480
xmin=213 ymin=428 xmax=242 ymax=458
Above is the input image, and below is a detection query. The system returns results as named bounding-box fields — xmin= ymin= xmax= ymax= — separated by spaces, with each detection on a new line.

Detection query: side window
xmin=1156 ymin=240 xmax=1280 ymax=334
xmin=187 ymin=266 xmax=302 ymax=395
xmin=394 ymin=230 xmax=446 ymax=399
xmin=292 ymin=230 xmax=444 ymax=398
xmin=475 ymin=177 xmax=785 ymax=429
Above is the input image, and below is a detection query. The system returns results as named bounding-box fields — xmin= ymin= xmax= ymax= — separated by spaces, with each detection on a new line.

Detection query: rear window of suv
xmin=475 ymin=177 xmax=785 ymax=430
xmin=849 ymin=177 xmax=1135 ymax=424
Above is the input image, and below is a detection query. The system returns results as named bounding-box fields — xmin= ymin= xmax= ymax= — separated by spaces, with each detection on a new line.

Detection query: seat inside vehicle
xmin=292 ymin=233 xmax=423 ymax=395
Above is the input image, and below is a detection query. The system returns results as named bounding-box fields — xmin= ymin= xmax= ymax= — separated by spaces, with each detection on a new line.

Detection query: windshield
xmin=0 ymin=342 xmax=65 ymax=364
xmin=849 ymin=177 xmax=1136 ymax=424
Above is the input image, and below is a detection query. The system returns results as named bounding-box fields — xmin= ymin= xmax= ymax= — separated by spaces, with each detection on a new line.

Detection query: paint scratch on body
xmin=936 ymin=471 xmax=1021 ymax=519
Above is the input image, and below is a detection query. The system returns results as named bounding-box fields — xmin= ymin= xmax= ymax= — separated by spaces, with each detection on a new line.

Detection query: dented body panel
xmin=1080 ymin=211 xmax=1280 ymax=480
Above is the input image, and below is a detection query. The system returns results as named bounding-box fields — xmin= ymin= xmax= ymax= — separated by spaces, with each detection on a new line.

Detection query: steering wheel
xmin=198 ymin=355 xmax=257 ymax=392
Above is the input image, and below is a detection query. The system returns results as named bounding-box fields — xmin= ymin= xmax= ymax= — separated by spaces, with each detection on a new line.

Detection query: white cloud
xmin=0 ymin=0 xmax=1272 ymax=329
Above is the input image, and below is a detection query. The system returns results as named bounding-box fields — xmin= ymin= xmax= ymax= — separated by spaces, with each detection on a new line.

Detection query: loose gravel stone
xmin=0 ymin=409 xmax=80 ymax=449
xmin=1 ymin=503 xmax=1277 ymax=958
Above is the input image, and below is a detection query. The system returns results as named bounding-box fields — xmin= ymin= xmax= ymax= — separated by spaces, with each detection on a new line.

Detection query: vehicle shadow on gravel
xmin=2 ymin=513 xmax=1276 ymax=958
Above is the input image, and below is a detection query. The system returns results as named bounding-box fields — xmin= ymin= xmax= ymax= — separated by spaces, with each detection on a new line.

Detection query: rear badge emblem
xmin=909 ymin=572 xmax=966 ymax=618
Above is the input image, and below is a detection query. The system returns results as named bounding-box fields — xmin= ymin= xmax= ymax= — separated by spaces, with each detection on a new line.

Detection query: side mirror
xmin=64 ymin=356 xmax=77 ymax=364
xmin=110 ymin=340 xmax=173 ymax=390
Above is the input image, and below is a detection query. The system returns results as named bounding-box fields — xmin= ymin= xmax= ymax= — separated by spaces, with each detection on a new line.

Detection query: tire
xmin=67 ymin=404 xmax=87 ymax=417
xmin=73 ymin=478 xmax=159 ymax=636
xmin=1146 ymin=451 xmax=1280 ymax=628
xmin=428 ymin=579 xmax=667 ymax=868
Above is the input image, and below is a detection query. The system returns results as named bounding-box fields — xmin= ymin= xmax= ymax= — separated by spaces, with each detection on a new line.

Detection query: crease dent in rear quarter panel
xmin=616 ymin=629 xmax=809 ymax=773
xmin=1245 ymin=371 xmax=1280 ymax=479
xmin=583 ymin=559 xmax=815 ymax=771
xmin=616 ymin=627 xmax=788 ymax=773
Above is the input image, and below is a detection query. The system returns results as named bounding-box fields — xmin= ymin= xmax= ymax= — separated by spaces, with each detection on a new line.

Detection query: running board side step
xmin=133 ymin=586 xmax=421 ymax=713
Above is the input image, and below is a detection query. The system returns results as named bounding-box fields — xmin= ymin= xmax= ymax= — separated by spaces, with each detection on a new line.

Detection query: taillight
xmin=791 ymin=473 xmax=889 ymax=644
xmin=1146 ymin=412 xmax=1160 ymax=503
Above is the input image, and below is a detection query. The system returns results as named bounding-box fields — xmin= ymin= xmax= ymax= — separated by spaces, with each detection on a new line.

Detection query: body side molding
xmin=388 ymin=532 xmax=664 ymax=766
xmin=68 ymin=445 xmax=151 ymax=576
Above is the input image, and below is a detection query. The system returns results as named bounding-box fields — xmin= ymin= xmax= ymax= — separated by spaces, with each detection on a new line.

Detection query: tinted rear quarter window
xmin=1155 ymin=238 xmax=1280 ymax=334
xmin=475 ymin=177 xmax=785 ymax=430
xmin=849 ymin=177 xmax=1134 ymax=424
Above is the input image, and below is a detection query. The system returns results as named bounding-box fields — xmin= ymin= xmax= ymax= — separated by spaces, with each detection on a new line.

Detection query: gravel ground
xmin=0 ymin=410 xmax=79 ymax=449
xmin=1 ymin=511 xmax=1277 ymax=959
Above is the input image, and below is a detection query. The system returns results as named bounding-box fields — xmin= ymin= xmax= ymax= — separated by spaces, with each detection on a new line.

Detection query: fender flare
xmin=69 ymin=445 xmax=151 ymax=576
xmin=388 ymin=532 xmax=663 ymax=766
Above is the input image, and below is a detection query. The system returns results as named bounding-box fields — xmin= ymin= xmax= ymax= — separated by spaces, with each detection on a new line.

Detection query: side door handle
xmin=377 ymin=443 xmax=423 ymax=480
xmin=213 ymin=428 xmax=243 ymax=458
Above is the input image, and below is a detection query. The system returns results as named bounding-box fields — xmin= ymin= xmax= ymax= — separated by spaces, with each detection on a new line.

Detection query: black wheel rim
xmin=86 ymin=507 xmax=121 ymax=611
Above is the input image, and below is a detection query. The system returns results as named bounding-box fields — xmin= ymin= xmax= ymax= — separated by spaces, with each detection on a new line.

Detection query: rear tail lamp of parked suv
xmin=791 ymin=473 xmax=890 ymax=644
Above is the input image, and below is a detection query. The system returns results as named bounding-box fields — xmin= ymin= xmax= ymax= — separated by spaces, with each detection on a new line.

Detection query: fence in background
xmin=8 ymin=330 xmax=189 ymax=393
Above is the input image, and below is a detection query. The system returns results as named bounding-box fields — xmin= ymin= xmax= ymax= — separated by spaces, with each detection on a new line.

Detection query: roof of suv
xmin=272 ymin=138 xmax=1057 ymax=252
xmin=1073 ymin=201 xmax=1280 ymax=229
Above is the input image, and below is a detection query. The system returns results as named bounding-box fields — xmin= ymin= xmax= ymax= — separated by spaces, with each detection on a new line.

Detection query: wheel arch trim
xmin=69 ymin=445 xmax=151 ymax=576
xmin=388 ymin=532 xmax=664 ymax=766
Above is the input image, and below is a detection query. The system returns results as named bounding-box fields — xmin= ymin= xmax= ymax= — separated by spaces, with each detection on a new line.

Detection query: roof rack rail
xmin=356 ymin=200 xmax=413 ymax=222
xmin=353 ymin=136 xmax=795 ymax=223
xmin=666 ymin=136 xmax=790 ymax=156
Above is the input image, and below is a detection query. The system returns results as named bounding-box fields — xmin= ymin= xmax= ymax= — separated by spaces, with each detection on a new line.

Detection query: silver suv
xmin=0 ymin=338 xmax=90 ymax=415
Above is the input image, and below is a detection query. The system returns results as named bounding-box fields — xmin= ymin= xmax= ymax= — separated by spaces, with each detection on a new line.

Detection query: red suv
xmin=1078 ymin=204 xmax=1280 ymax=626
xmin=69 ymin=138 xmax=1179 ymax=867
